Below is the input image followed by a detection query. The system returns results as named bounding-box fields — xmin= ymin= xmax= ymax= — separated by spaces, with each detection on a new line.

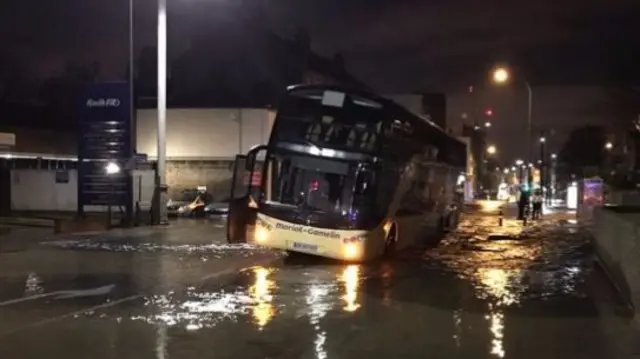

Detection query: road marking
xmin=0 ymin=285 xmax=116 ymax=307
xmin=0 ymin=293 xmax=52 ymax=307
xmin=0 ymin=295 xmax=143 ymax=338
xmin=52 ymin=284 xmax=115 ymax=300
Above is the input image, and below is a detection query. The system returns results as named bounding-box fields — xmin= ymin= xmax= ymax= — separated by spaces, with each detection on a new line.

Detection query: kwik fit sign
xmin=77 ymin=82 xmax=132 ymax=208
xmin=78 ymin=82 xmax=131 ymax=160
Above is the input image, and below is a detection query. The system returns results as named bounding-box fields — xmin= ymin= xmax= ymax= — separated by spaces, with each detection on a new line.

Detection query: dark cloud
xmin=266 ymin=0 xmax=640 ymax=89
xmin=1 ymin=0 xmax=639 ymax=88
xmin=1 ymin=0 xmax=131 ymax=78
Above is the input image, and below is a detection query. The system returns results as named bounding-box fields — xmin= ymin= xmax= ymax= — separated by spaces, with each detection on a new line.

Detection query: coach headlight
xmin=343 ymin=242 xmax=361 ymax=260
xmin=255 ymin=226 xmax=270 ymax=243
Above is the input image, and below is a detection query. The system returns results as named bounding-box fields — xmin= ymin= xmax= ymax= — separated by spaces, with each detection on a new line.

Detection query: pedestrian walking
xmin=531 ymin=189 xmax=543 ymax=220
xmin=517 ymin=184 xmax=530 ymax=220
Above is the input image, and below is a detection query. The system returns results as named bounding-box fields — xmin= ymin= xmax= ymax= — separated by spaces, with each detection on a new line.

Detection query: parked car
xmin=203 ymin=197 xmax=230 ymax=215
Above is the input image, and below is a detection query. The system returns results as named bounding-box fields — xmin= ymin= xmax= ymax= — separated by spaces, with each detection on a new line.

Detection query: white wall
xmin=136 ymin=108 xmax=274 ymax=159
xmin=11 ymin=170 xmax=77 ymax=212
xmin=10 ymin=169 xmax=155 ymax=212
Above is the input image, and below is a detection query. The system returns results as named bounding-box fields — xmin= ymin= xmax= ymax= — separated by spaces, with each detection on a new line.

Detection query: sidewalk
xmin=38 ymin=219 xmax=228 ymax=244
xmin=1 ymin=219 xmax=235 ymax=253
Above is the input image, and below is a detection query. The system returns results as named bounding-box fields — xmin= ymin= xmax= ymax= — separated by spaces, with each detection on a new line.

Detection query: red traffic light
xmin=485 ymin=108 xmax=494 ymax=116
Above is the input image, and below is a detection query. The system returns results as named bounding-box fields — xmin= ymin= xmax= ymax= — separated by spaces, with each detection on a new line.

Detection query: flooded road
xmin=0 ymin=211 xmax=638 ymax=358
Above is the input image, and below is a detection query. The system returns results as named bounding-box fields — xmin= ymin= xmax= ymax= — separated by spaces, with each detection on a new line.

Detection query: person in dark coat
xmin=517 ymin=184 xmax=531 ymax=220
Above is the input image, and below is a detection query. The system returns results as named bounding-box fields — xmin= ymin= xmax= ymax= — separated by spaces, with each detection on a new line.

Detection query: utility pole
xmin=539 ymin=131 xmax=546 ymax=201
xmin=154 ymin=0 xmax=169 ymax=225
xmin=128 ymin=0 xmax=135 ymax=227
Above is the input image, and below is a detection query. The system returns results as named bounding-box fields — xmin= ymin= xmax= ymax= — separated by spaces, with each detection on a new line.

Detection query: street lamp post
xmin=155 ymin=0 xmax=169 ymax=225
xmin=128 ymin=0 xmax=135 ymax=227
xmin=484 ymin=145 xmax=497 ymax=190
xmin=539 ymin=134 xmax=546 ymax=201
xmin=492 ymin=66 xmax=534 ymax=164
xmin=129 ymin=0 xmax=135 ymax=136
xmin=604 ymin=142 xmax=614 ymax=180
xmin=550 ymin=153 xmax=557 ymax=205
xmin=525 ymin=81 xmax=533 ymax=161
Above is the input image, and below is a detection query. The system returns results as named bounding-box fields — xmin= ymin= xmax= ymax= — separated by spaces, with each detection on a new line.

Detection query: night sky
xmin=2 ymin=0 xmax=639 ymax=91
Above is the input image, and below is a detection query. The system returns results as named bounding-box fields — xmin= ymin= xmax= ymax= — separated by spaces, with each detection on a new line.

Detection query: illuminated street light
xmin=605 ymin=142 xmax=613 ymax=150
xmin=515 ymin=159 xmax=524 ymax=166
xmin=105 ymin=162 xmax=121 ymax=175
xmin=551 ymin=153 xmax=557 ymax=159
xmin=528 ymin=163 xmax=533 ymax=168
xmin=503 ymin=168 xmax=510 ymax=174
xmin=486 ymin=145 xmax=497 ymax=155
xmin=511 ymin=166 xmax=516 ymax=171
xmin=485 ymin=121 xmax=492 ymax=128
xmin=539 ymin=137 xmax=546 ymax=143
xmin=492 ymin=67 xmax=509 ymax=84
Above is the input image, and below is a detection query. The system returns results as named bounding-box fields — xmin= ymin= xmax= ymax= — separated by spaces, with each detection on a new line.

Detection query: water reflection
xmin=249 ymin=267 xmax=276 ymax=329
xmin=340 ymin=265 xmax=361 ymax=312
xmin=24 ymin=272 xmax=43 ymax=296
xmin=453 ymin=309 xmax=462 ymax=349
xmin=155 ymin=324 xmax=168 ymax=359
xmin=488 ymin=306 xmax=505 ymax=358
xmin=306 ymin=282 xmax=331 ymax=359
xmin=133 ymin=267 xmax=279 ymax=331
xmin=380 ymin=262 xmax=393 ymax=306
xmin=477 ymin=268 xmax=521 ymax=306
xmin=477 ymin=268 xmax=521 ymax=358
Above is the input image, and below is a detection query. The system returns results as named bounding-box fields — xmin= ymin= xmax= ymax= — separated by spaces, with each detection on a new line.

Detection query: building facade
xmin=386 ymin=93 xmax=448 ymax=130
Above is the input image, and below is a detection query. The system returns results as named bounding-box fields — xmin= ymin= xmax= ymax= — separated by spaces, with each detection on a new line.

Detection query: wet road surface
xmin=1 ymin=211 xmax=639 ymax=358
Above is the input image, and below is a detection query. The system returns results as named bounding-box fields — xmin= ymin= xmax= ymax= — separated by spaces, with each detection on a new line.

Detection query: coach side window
xmin=376 ymin=164 xmax=400 ymax=217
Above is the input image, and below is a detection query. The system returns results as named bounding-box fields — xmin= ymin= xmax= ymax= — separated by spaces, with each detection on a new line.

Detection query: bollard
xmin=498 ymin=208 xmax=503 ymax=226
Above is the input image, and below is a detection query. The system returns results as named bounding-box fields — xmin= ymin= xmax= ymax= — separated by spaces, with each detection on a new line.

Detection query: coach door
xmin=226 ymin=146 xmax=267 ymax=243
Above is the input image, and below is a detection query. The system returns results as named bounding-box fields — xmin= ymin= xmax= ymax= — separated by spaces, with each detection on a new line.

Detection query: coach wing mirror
xmin=245 ymin=145 xmax=268 ymax=171
xmin=245 ymin=145 xmax=268 ymax=203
